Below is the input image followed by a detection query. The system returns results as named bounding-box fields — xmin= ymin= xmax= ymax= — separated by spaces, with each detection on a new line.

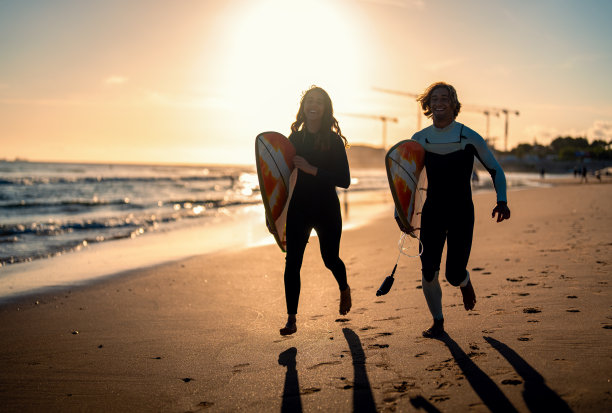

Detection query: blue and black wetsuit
xmin=412 ymin=121 xmax=507 ymax=286
xmin=284 ymin=130 xmax=351 ymax=315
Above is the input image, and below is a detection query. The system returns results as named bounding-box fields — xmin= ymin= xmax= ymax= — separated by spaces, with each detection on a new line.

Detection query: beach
xmin=0 ymin=181 xmax=611 ymax=412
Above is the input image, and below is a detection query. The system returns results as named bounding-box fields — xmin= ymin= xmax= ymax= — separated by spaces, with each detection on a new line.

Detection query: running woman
xmin=396 ymin=82 xmax=511 ymax=338
xmin=279 ymin=86 xmax=352 ymax=336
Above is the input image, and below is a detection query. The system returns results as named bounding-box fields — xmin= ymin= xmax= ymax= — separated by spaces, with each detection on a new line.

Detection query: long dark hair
xmin=291 ymin=86 xmax=348 ymax=149
xmin=417 ymin=81 xmax=462 ymax=119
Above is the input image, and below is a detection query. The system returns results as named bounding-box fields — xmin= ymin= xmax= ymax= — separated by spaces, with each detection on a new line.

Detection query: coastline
xmin=0 ymin=190 xmax=394 ymax=304
xmin=0 ymin=180 xmax=610 ymax=412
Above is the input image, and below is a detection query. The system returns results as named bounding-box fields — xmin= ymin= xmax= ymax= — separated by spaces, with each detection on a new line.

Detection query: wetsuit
xmin=411 ymin=121 xmax=507 ymax=287
xmin=284 ymin=130 xmax=350 ymax=315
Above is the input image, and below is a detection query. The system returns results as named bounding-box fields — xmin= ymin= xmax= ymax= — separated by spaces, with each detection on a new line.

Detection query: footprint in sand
xmin=301 ymin=387 xmax=322 ymax=395
xmin=567 ymin=295 xmax=578 ymax=299
xmin=501 ymin=379 xmax=523 ymax=385
xmin=374 ymin=316 xmax=402 ymax=322
xmin=197 ymin=401 xmax=214 ymax=408
xmin=307 ymin=361 xmax=341 ymax=370
xmin=472 ymin=267 xmax=485 ymax=271
xmin=517 ymin=336 xmax=531 ymax=342
xmin=566 ymin=309 xmax=580 ymax=313
xmin=506 ymin=277 xmax=523 ymax=283
xmin=335 ymin=318 xmax=350 ymax=323
xmin=602 ymin=324 xmax=612 ymax=329
xmin=376 ymin=332 xmax=393 ymax=338
xmin=360 ymin=326 xmax=376 ymax=331
xmin=523 ymin=307 xmax=542 ymax=314
xmin=368 ymin=343 xmax=389 ymax=349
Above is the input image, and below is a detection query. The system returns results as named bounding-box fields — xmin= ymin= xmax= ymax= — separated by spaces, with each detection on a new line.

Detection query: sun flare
xmin=222 ymin=0 xmax=367 ymax=127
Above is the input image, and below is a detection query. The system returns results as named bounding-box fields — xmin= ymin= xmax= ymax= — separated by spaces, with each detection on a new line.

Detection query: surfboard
xmin=255 ymin=131 xmax=297 ymax=252
xmin=385 ymin=140 xmax=427 ymax=238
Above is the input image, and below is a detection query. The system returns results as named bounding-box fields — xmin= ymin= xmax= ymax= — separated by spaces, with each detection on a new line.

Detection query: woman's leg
xmin=314 ymin=200 xmax=350 ymax=314
xmin=283 ymin=207 xmax=312 ymax=315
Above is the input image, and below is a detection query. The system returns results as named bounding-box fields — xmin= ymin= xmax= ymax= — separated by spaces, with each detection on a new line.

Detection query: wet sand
xmin=0 ymin=181 xmax=610 ymax=412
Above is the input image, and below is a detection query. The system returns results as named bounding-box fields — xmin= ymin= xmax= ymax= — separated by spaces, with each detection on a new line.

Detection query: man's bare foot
xmin=340 ymin=286 xmax=351 ymax=315
xmin=460 ymin=280 xmax=477 ymax=310
xmin=422 ymin=318 xmax=444 ymax=338
xmin=280 ymin=315 xmax=297 ymax=336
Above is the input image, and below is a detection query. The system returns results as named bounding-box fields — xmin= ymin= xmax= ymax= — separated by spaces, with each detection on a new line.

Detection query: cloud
xmin=587 ymin=120 xmax=612 ymax=141
xmin=105 ymin=76 xmax=128 ymax=85
xmin=523 ymin=120 xmax=612 ymax=144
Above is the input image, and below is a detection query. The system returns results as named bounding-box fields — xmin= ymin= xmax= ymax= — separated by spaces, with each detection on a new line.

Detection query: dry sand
xmin=0 ymin=181 xmax=611 ymax=412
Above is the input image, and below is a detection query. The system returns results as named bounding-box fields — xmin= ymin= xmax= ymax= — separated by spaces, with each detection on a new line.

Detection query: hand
xmin=492 ymin=201 xmax=510 ymax=222
xmin=293 ymin=156 xmax=318 ymax=176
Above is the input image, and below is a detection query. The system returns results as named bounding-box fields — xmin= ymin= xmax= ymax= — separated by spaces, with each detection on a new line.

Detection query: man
xmin=397 ymin=82 xmax=511 ymax=338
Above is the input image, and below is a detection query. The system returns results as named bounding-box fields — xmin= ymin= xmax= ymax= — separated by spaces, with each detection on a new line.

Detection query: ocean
xmin=0 ymin=160 xmax=390 ymax=267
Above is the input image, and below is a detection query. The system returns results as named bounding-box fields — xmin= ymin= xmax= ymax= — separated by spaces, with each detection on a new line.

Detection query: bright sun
xmin=222 ymin=0 xmax=366 ymax=127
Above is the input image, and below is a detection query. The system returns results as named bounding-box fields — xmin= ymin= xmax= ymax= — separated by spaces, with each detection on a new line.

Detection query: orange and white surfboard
xmin=385 ymin=140 xmax=427 ymax=238
xmin=255 ymin=131 xmax=296 ymax=252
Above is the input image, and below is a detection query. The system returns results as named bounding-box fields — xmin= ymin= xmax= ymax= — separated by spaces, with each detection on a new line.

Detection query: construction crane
xmin=374 ymin=87 xmax=519 ymax=152
xmin=372 ymin=87 xmax=422 ymax=130
xmin=340 ymin=113 xmax=398 ymax=149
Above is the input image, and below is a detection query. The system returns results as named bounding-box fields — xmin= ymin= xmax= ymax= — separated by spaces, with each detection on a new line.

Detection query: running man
xmin=396 ymin=82 xmax=511 ymax=338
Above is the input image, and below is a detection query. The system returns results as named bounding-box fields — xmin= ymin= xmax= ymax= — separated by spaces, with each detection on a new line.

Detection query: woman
xmin=280 ymin=86 xmax=351 ymax=336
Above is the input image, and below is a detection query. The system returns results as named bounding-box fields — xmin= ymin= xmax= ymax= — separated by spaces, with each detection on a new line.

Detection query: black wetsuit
xmin=284 ymin=130 xmax=350 ymax=315
xmin=412 ymin=121 xmax=507 ymax=286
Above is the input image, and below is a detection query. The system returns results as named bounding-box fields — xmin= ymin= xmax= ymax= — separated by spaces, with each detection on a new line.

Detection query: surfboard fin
xmin=376 ymin=264 xmax=397 ymax=296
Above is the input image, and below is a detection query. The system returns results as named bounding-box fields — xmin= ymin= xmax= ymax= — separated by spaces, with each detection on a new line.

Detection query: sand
xmin=0 ymin=181 xmax=611 ymax=412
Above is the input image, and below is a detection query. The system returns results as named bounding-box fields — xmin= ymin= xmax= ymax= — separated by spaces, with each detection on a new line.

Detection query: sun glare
xmin=222 ymin=0 xmax=366 ymax=127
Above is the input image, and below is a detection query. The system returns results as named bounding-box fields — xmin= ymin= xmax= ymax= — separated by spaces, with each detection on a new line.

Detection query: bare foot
xmin=280 ymin=315 xmax=297 ymax=336
xmin=340 ymin=286 xmax=351 ymax=315
xmin=422 ymin=318 xmax=444 ymax=338
xmin=460 ymin=280 xmax=477 ymax=310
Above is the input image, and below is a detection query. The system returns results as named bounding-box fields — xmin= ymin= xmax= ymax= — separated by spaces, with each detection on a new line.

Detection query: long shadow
xmin=278 ymin=347 xmax=302 ymax=413
xmin=484 ymin=336 xmax=573 ymax=413
xmin=342 ymin=328 xmax=377 ymax=412
xmin=434 ymin=333 xmax=519 ymax=412
xmin=409 ymin=395 xmax=442 ymax=412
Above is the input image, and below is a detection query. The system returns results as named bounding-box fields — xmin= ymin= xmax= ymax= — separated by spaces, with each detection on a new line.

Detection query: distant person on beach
xmin=277 ymin=86 xmax=351 ymax=336
xmin=580 ymin=166 xmax=588 ymax=183
xmin=394 ymin=82 xmax=510 ymax=338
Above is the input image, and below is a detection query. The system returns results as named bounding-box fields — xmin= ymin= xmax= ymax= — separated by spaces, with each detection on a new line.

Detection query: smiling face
xmin=430 ymin=86 xmax=455 ymax=128
xmin=303 ymin=89 xmax=326 ymax=130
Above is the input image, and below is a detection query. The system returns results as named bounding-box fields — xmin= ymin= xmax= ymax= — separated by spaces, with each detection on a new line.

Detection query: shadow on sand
xmin=484 ymin=336 xmax=573 ymax=413
xmin=278 ymin=347 xmax=302 ymax=413
xmin=342 ymin=327 xmax=377 ymax=412
xmin=434 ymin=332 xmax=519 ymax=412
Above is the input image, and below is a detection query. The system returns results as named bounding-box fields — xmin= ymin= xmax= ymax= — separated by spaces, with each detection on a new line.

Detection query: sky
xmin=1 ymin=0 xmax=611 ymax=165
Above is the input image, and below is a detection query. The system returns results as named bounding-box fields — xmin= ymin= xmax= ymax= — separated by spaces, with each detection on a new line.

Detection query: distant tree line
xmin=508 ymin=136 xmax=612 ymax=160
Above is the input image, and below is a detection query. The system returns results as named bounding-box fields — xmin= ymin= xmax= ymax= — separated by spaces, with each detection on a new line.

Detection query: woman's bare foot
xmin=460 ymin=280 xmax=477 ymax=310
xmin=340 ymin=286 xmax=351 ymax=315
xmin=422 ymin=318 xmax=444 ymax=338
xmin=280 ymin=315 xmax=297 ymax=336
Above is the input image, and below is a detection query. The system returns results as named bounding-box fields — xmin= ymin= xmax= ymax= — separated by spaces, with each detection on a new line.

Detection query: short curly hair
xmin=417 ymin=82 xmax=461 ymax=119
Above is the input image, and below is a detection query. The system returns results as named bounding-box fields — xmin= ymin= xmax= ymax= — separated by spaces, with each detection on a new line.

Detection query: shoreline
xmin=0 ymin=181 xmax=610 ymax=411
xmin=0 ymin=190 xmax=394 ymax=304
